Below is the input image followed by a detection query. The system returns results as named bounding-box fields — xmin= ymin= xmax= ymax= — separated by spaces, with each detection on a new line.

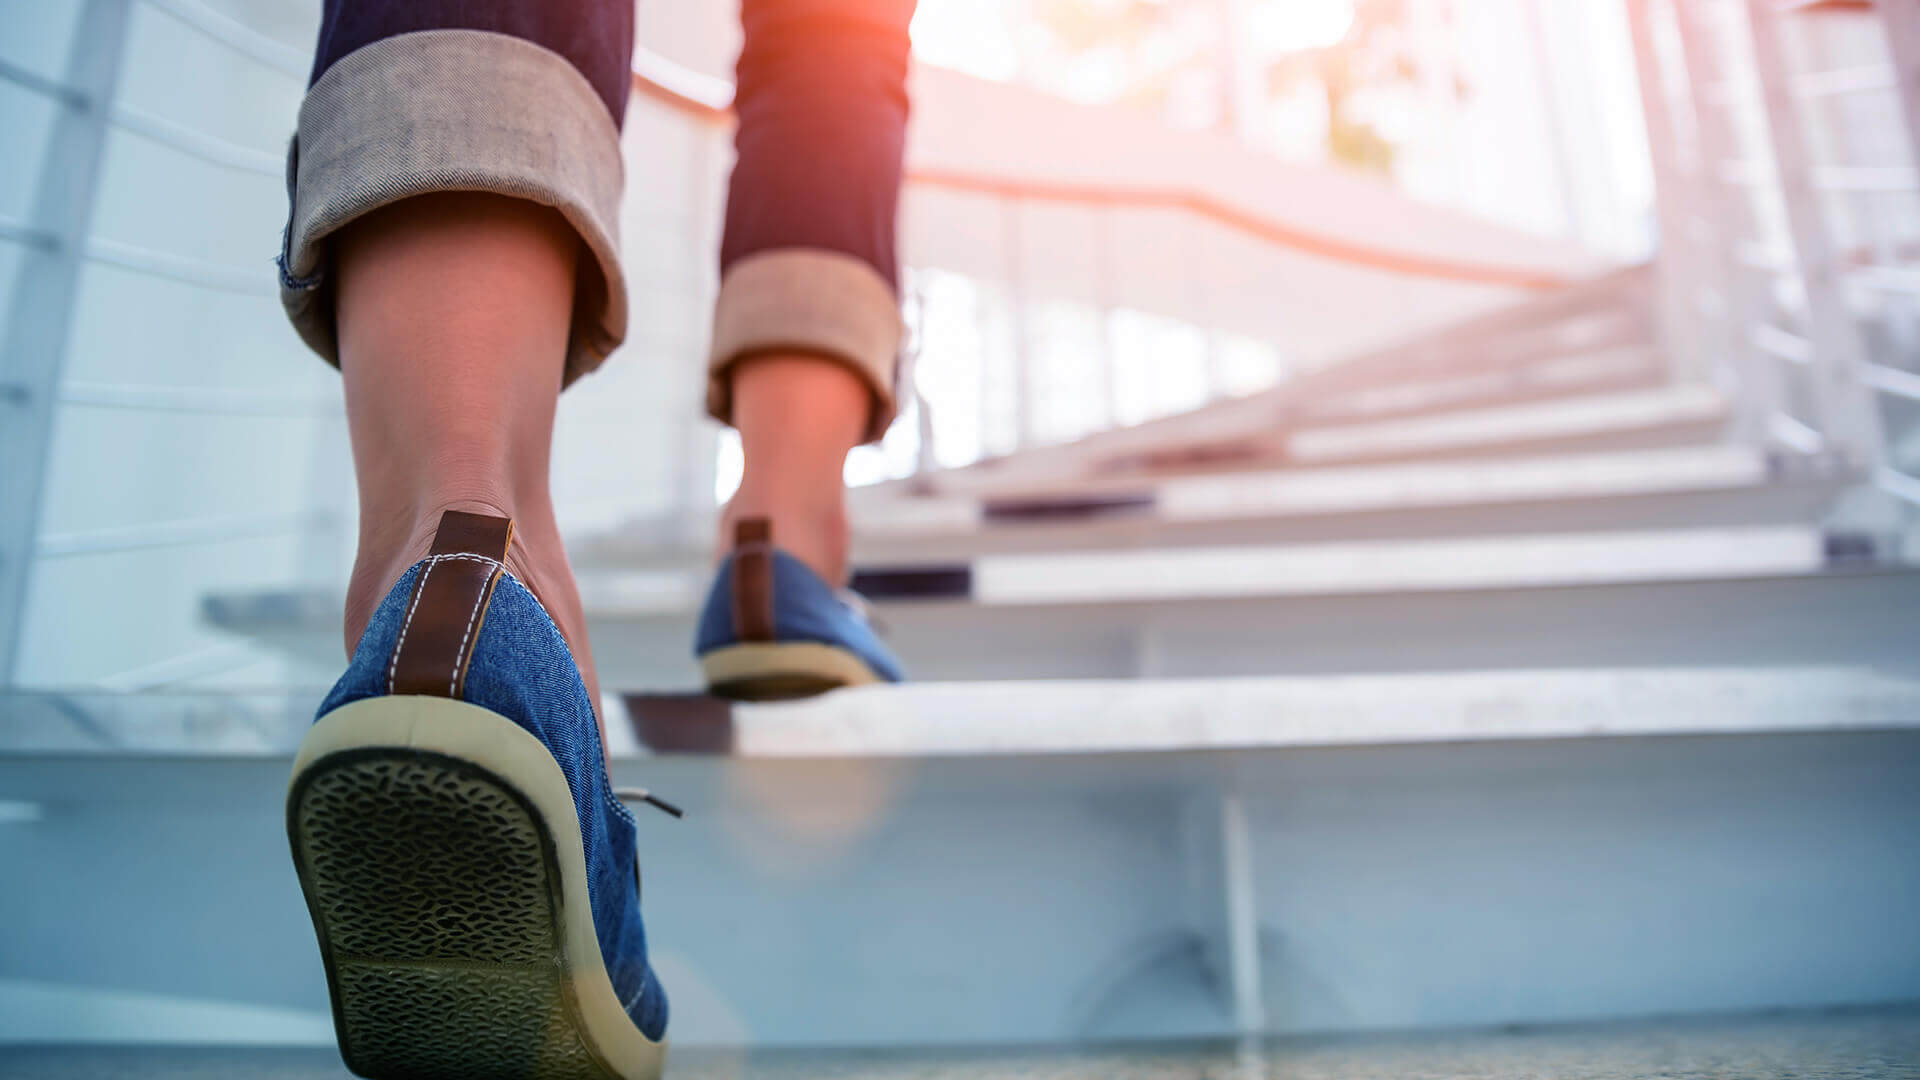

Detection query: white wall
xmin=5 ymin=0 xmax=340 ymax=693
xmin=0 ymin=0 xmax=722 ymax=693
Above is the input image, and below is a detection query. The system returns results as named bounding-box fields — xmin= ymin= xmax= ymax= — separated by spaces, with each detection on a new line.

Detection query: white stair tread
xmin=1296 ymin=344 xmax=1660 ymax=424
xmin=970 ymin=524 xmax=1821 ymax=605
xmin=646 ymin=665 xmax=1920 ymax=758
xmin=1288 ymin=384 xmax=1726 ymax=463
xmin=563 ymin=523 xmax=1827 ymax=613
xmin=1158 ymin=444 xmax=1767 ymax=521
xmin=848 ymin=445 xmax=1773 ymax=537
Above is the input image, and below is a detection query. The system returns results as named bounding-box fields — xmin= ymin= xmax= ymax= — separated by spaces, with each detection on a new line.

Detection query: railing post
xmin=976 ymin=281 xmax=997 ymax=458
xmin=900 ymin=279 xmax=936 ymax=476
xmin=1181 ymin=789 xmax=1267 ymax=1035
xmin=1624 ymin=0 xmax=1710 ymax=387
xmin=1093 ymin=205 xmax=1121 ymax=431
xmin=1879 ymin=0 xmax=1920 ymax=186
xmin=1668 ymin=0 xmax=1783 ymax=452
xmin=1741 ymin=0 xmax=1887 ymax=471
xmin=1191 ymin=224 xmax=1225 ymax=405
xmin=1001 ymin=195 xmax=1037 ymax=449
xmin=1216 ymin=0 xmax=1267 ymax=147
xmin=1872 ymin=0 xmax=1920 ymax=543
xmin=1523 ymin=0 xmax=1588 ymax=241
xmin=0 ymin=0 xmax=133 ymax=685
xmin=680 ymin=118 xmax=722 ymax=541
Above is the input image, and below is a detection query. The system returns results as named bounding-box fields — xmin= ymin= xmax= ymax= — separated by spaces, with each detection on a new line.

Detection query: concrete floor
xmin=5 ymin=1007 xmax=1917 ymax=1079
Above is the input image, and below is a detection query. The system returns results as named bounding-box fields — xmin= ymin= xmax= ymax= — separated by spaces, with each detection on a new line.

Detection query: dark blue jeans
xmin=289 ymin=0 xmax=916 ymax=439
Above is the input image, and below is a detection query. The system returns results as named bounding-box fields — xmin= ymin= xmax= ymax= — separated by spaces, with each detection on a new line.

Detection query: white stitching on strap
xmin=430 ymin=553 xmax=505 ymax=570
xmin=387 ymin=558 xmax=436 ymax=693
xmin=384 ymin=554 xmax=506 ymax=693
xmin=449 ymin=565 xmax=502 ymax=696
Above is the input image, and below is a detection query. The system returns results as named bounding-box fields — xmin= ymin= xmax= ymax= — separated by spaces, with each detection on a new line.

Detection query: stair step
xmin=1285 ymin=383 xmax=1728 ymax=466
xmin=542 ymin=523 xmax=1843 ymax=612
xmin=9 ymin=708 xmax=1919 ymax=1049
xmin=1293 ymin=343 xmax=1661 ymax=426
xmin=843 ymin=445 xmax=1826 ymax=561
xmin=961 ymin=524 xmax=1818 ymax=605
xmin=203 ymin=538 xmax=1911 ymax=689
xmin=855 ymin=443 xmax=1766 ymax=522
xmin=614 ymin=665 xmax=1920 ymax=759
xmin=1156 ymin=443 xmax=1767 ymax=521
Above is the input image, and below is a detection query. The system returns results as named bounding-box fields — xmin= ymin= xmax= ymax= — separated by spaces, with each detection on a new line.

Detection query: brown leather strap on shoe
xmin=388 ymin=511 xmax=514 ymax=698
xmin=731 ymin=518 xmax=775 ymax=643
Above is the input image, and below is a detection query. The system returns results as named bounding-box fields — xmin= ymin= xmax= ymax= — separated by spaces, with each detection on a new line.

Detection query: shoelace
xmin=613 ymin=787 xmax=684 ymax=819
xmin=837 ymin=588 xmax=884 ymax=630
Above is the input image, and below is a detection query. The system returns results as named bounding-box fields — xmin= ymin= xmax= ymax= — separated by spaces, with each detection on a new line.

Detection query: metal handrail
xmin=0 ymin=56 xmax=91 ymax=109
xmin=629 ymin=52 xmax=1572 ymax=293
xmin=138 ymin=0 xmax=307 ymax=78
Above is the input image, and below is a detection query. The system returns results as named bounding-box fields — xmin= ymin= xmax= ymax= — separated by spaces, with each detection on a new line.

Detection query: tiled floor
xmin=5 ymin=1007 xmax=1917 ymax=1079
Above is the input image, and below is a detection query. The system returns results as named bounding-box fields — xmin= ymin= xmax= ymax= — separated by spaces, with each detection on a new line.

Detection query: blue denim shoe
xmin=695 ymin=518 xmax=904 ymax=699
xmin=288 ymin=512 xmax=667 ymax=1080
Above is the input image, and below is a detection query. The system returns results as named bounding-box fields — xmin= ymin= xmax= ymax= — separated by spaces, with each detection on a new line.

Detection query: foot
xmin=695 ymin=517 xmax=904 ymax=699
xmin=297 ymin=511 xmax=669 ymax=1076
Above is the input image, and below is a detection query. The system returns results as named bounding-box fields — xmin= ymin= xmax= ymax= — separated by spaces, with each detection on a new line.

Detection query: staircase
xmin=197 ymin=262 xmax=1885 ymax=690
xmin=509 ymin=254 xmax=1900 ymax=690
xmin=110 ymin=232 xmax=1920 ymax=1050
xmin=6 ymin=0 xmax=1920 ymax=1060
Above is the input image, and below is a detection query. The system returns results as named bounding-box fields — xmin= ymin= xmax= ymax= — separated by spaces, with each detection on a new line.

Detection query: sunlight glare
xmin=1246 ymin=0 xmax=1355 ymax=54
xmin=910 ymin=0 xmax=1020 ymax=82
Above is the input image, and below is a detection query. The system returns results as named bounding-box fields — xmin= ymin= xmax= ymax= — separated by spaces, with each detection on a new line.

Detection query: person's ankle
xmin=720 ymin=487 xmax=852 ymax=586
xmin=721 ymin=353 xmax=867 ymax=585
xmin=346 ymin=493 xmax=491 ymax=649
xmin=342 ymin=491 xmax=577 ymax=650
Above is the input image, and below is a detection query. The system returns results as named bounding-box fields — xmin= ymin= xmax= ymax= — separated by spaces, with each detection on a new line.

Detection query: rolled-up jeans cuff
xmin=278 ymin=29 xmax=627 ymax=387
xmin=707 ymin=249 xmax=904 ymax=443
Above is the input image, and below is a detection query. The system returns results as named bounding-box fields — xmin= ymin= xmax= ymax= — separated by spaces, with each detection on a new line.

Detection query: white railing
xmin=629 ymin=50 xmax=1589 ymax=474
xmin=1627 ymin=0 xmax=1920 ymax=528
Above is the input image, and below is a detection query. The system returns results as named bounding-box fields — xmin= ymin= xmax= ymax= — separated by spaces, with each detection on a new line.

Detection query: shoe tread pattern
xmin=290 ymin=751 xmax=620 ymax=1080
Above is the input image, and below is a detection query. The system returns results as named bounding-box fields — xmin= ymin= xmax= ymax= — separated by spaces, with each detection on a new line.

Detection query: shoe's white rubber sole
xmin=287 ymin=696 xmax=667 ymax=1080
xmin=699 ymin=641 xmax=882 ymax=701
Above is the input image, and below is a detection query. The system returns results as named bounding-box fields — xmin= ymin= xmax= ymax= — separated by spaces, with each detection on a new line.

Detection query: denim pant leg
xmin=706 ymin=0 xmax=918 ymax=443
xmin=280 ymin=0 xmax=634 ymax=387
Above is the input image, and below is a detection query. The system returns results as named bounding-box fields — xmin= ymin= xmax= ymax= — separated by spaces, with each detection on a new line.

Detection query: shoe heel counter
xmin=731 ymin=518 xmax=776 ymax=643
xmin=693 ymin=518 xmax=778 ymax=656
xmin=319 ymin=511 xmax=560 ymax=722
xmin=387 ymin=511 xmax=515 ymax=699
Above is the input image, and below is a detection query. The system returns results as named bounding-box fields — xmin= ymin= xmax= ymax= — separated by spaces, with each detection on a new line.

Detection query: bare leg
xmin=335 ymin=192 xmax=606 ymax=743
xmin=720 ymin=355 xmax=871 ymax=583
